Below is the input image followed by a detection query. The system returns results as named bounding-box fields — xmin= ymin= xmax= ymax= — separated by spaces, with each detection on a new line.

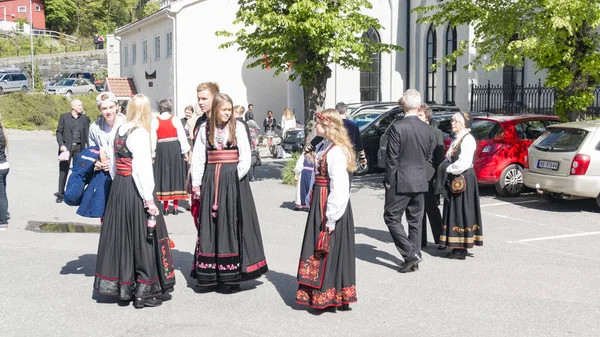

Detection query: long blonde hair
xmin=283 ymin=108 xmax=294 ymax=120
xmin=0 ymin=113 xmax=7 ymax=150
xmin=317 ymin=109 xmax=357 ymax=172
xmin=126 ymin=94 xmax=152 ymax=132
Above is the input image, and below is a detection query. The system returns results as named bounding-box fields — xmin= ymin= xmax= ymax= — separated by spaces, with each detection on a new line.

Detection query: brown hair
xmin=196 ymin=82 xmax=220 ymax=95
xmin=208 ymin=93 xmax=236 ymax=147
xmin=184 ymin=105 xmax=194 ymax=112
xmin=158 ymin=99 xmax=172 ymax=114
xmin=421 ymin=103 xmax=432 ymax=121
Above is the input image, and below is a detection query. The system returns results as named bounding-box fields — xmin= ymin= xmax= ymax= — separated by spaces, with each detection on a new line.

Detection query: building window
xmin=142 ymin=40 xmax=148 ymax=63
xmin=166 ymin=31 xmax=173 ymax=57
xmin=445 ymin=26 xmax=457 ymax=104
xmin=359 ymin=27 xmax=381 ymax=102
xmin=124 ymin=45 xmax=129 ymax=67
xmin=18 ymin=6 xmax=26 ymax=13
xmin=154 ymin=36 xmax=160 ymax=60
xmin=132 ymin=43 xmax=137 ymax=65
xmin=35 ymin=5 xmax=41 ymax=11
xmin=425 ymin=25 xmax=437 ymax=104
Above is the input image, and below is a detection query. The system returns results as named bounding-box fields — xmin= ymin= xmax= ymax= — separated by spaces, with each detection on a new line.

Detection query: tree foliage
xmin=414 ymin=0 xmax=600 ymax=121
xmin=217 ymin=0 xmax=401 ymax=126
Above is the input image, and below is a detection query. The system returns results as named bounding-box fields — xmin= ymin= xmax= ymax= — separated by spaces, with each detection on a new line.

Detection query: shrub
xmin=0 ymin=92 xmax=99 ymax=130
xmin=281 ymin=152 xmax=300 ymax=185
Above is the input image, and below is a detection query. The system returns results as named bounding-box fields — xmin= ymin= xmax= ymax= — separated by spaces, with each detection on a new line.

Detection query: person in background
xmin=0 ymin=113 xmax=9 ymax=230
xmin=263 ymin=110 xmax=276 ymax=147
xmin=56 ymin=99 xmax=91 ymax=203
xmin=293 ymin=147 xmax=313 ymax=211
xmin=281 ymin=108 xmax=296 ymax=138
xmin=181 ymin=105 xmax=194 ymax=141
xmin=245 ymin=103 xmax=255 ymax=122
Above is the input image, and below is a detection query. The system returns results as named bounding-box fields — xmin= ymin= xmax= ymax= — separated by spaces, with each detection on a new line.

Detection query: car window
xmin=535 ymin=128 xmax=589 ymax=152
xmin=349 ymin=109 xmax=387 ymax=131
xmin=378 ymin=111 xmax=401 ymax=132
xmin=3 ymin=74 xmax=12 ymax=81
xmin=56 ymin=79 xmax=75 ymax=86
xmin=470 ymin=120 xmax=503 ymax=140
xmin=431 ymin=116 xmax=453 ymax=136
xmin=77 ymin=79 xmax=87 ymax=86
xmin=515 ymin=120 xmax=547 ymax=140
xmin=17 ymin=74 xmax=27 ymax=81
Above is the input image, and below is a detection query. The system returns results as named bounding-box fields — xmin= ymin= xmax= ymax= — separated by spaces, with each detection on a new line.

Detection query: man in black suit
xmin=383 ymin=89 xmax=435 ymax=273
xmin=418 ymin=104 xmax=445 ymax=248
xmin=56 ymin=99 xmax=90 ymax=203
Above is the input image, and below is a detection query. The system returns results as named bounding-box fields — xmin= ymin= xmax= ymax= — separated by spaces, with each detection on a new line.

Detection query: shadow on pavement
xmin=60 ymin=254 xmax=96 ymax=277
xmin=265 ymin=270 xmax=304 ymax=310
xmin=280 ymin=201 xmax=297 ymax=210
xmin=171 ymin=249 xmax=195 ymax=289
xmin=254 ymin=160 xmax=287 ymax=181
xmin=355 ymin=227 xmax=393 ymax=244
xmin=355 ymin=243 xmax=402 ymax=271
xmin=351 ymin=173 xmax=384 ymax=192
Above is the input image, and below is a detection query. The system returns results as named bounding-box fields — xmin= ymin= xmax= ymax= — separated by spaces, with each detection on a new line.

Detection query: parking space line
xmin=512 ymin=241 xmax=600 ymax=263
xmin=512 ymin=231 xmax=600 ymax=243
xmin=483 ymin=212 xmax=583 ymax=233
xmin=480 ymin=200 xmax=539 ymax=207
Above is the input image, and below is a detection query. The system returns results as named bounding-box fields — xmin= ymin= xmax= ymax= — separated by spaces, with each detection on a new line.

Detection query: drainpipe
xmin=167 ymin=12 xmax=177 ymax=116
xmin=113 ymin=35 xmax=122 ymax=77
xmin=389 ymin=0 xmax=393 ymax=100
xmin=406 ymin=0 xmax=411 ymax=90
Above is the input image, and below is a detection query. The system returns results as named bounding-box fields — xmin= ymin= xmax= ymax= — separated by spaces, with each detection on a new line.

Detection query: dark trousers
xmin=383 ymin=188 xmax=424 ymax=260
xmin=0 ymin=168 xmax=8 ymax=224
xmin=421 ymin=190 xmax=442 ymax=246
xmin=57 ymin=144 xmax=81 ymax=197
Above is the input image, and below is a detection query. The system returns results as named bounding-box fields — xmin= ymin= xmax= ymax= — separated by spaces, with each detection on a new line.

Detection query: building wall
xmin=106 ymin=35 xmax=120 ymax=78
xmin=118 ymin=13 xmax=174 ymax=111
xmin=0 ymin=0 xmax=46 ymax=29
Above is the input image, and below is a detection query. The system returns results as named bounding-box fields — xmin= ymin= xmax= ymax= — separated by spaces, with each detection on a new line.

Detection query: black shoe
xmin=437 ymin=245 xmax=446 ymax=250
xmin=172 ymin=209 xmax=181 ymax=215
xmin=445 ymin=249 xmax=467 ymax=260
xmin=164 ymin=209 xmax=170 ymax=216
xmin=398 ymin=255 xmax=422 ymax=273
xmin=411 ymin=263 xmax=419 ymax=271
xmin=339 ymin=304 xmax=351 ymax=311
xmin=133 ymin=297 xmax=162 ymax=309
xmin=55 ymin=197 xmax=63 ymax=203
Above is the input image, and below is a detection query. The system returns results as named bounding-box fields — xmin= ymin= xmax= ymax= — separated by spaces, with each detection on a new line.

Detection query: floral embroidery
xmin=296 ymin=289 xmax=310 ymax=302
xmin=218 ymin=263 xmax=240 ymax=271
xmin=161 ymin=245 xmax=175 ymax=279
xmin=473 ymin=224 xmax=481 ymax=231
xmin=296 ymin=285 xmax=357 ymax=306
xmin=341 ymin=285 xmax=357 ymax=301
xmin=196 ymin=262 xmax=216 ymax=269
xmin=452 ymin=226 xmax=472 ymax=233
xmin=298 ymin=255 xmax=321 ymax=282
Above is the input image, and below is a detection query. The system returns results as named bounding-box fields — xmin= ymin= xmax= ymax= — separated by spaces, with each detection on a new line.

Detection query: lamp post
xmin=29 ymin=0 xmax=34 ymax=90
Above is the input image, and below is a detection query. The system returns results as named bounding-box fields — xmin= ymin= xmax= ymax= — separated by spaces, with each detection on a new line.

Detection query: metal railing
xmin=470 ymin=79 xmax=600 ymax=119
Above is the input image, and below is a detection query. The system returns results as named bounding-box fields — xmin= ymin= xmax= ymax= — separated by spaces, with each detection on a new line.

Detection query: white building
xmin=112 ymin=0 xmax=544 ymax=120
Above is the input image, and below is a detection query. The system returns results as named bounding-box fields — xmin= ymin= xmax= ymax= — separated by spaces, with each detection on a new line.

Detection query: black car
xmin=281 ymin=128 xmax=306 ymax=152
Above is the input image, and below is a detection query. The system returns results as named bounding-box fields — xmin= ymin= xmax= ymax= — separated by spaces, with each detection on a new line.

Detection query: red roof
xmin=105 ymin=78 xmax=138 ymax=99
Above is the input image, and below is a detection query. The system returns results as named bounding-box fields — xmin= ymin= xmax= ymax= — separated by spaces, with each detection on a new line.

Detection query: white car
xmin=524 ymin=120 xmax=600 ymax=207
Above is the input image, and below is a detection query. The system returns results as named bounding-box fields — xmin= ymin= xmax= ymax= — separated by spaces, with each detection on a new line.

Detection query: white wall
xmin=119 ymin=13 xmax=174 ymax=111
xmin=174 ymin=0 xmax=288 ymax=121
xmin=106 ymin=34 xmax=121 ymax=78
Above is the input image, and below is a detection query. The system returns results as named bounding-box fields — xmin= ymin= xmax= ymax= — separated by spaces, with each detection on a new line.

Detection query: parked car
xmin=0 ymin=69 xmax=29 ymax=94
xmin=347 ymin=101 xmax=398 ymax=117
xmin=524 ymin=120 xmax=600 ymax=207
xmin=281 ymin=127 xmax=306 ymax=152
xmin=46 ymin=78 xmax=97 ymax=97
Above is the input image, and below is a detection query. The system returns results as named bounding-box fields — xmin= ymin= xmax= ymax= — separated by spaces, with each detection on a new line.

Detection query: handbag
xmin=315 ymin=231 xmax=331 ymax=254
xmin=450 ymin=174 xmax=466 ymax=194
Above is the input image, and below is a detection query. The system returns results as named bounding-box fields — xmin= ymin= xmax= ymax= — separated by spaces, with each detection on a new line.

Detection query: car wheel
xmin=0 ymin=88 xmax=3 ymax=95
xmin=66 ymin=90 xmax=73 ymax=97
xmin=596 ymin=194 xmax=600 ymax=209
xmin=88 ymin=89 xmax=94 ymax=94
xmin=495 ymin=164 xmax=524 ymax=197
xmin=20 ymin=86 xmax=27 ymax=92
xmin=355 ymin=158 xmax=370 ymax=176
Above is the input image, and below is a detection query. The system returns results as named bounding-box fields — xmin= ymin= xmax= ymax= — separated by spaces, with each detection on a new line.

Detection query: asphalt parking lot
xmin=1 ymin=130 xmax=598 ymax=337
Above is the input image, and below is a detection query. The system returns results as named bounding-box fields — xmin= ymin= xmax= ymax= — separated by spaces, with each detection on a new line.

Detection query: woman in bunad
xmin=437 ymin=112 xmax=483 ymax=259
xmin=151 ymin=99 xmax=190 ymax=215
xmin=94 ymin=94 xmax=176 ymax=308
xmin=296 ymin=109 xmax=357 ymax=312
xmin=190 ymin=93 xmax=268 ymax=290
xmin=293 ymin=149 xmax=314 ymax=211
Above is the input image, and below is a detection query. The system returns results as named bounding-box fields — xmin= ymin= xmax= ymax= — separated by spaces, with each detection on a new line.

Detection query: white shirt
xmin=88 ymin=114 xmax=125 ymax=179
xmin=191 ymin=120 xmax=251 ymax=187
xmin=445 ymin=130 xmax=476 ymax=175
xmin=313 ymin=141 xmax=350 ymax=230
xmin=113 ymin=122 xmax=155 ymax=201
xmin=150 ymin=112 xmax=191 ymax=157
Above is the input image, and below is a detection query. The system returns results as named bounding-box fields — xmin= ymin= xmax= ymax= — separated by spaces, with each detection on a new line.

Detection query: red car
xmin=445 ymin=114 xmax=560 ymax=196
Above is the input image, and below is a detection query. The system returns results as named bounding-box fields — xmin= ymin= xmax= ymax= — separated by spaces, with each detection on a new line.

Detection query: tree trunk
xmin=302 ymin=67 xmax=331 ymax=143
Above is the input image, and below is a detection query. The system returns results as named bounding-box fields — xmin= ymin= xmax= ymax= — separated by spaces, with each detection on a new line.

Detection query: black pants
xmin=421 ymin=190 xmax=442 ymax=246
xmin=383 ymin=188 xmax=424 ymax=260
xmin=0 ymin=168 xmax=8 ymax=224
xmin=57 ymin=144 xmax=81 ymax=198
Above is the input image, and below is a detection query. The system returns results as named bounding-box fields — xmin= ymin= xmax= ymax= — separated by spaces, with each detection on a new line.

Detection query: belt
xmin=314 ymin=176 xmax=330 ymax=186
xmin=207 ymin=149 xmax=239 ymax=164
xmin=71 ymin=142 xmax=81 ymax=146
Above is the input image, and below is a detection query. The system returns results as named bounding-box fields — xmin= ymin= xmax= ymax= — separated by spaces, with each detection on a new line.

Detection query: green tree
xmin=414 ymin=0 xmax=600 ymax=122
xmin=45 ymin=0 xmax=77 ymax=33
xmin=218 ymin=0 xmax=401 ymax=129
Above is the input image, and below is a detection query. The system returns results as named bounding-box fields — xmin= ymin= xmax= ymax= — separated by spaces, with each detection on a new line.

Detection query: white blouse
xmin=191 ymin=120 xmax=251 ymax=187
xmin=445 ymin=130 xmax=476 ymax=175
xmin=114 ymin=122 xmax=155 ymax=202
xmin=282 ymin=116 xmax=296 ymax=132
xmin=314 ymin=141 xmax=350 ymax=230
xmin=150 ymin=112 xmax=191 ymax=157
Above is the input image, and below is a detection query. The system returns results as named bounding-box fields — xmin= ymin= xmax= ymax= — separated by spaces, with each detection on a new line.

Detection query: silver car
xmin=0 ymin=72 xmax=29 ymax=94
xmin=46 ymin=78 xmax=96 ymax=97
xmin=524 ymin=120 xmax=600 ymax=207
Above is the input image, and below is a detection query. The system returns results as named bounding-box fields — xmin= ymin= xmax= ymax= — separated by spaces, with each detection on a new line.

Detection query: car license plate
xmin=283 ymin=143 xmax=293 ymax=150
xmin=537 ymin=160 xmax=559 ymax=170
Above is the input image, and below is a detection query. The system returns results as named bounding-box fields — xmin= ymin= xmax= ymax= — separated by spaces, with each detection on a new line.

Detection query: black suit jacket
xmin=427 ymin=125 xmax=445 ymax=195
xmin=56 ymin=111 xmax=90 ymax=154
xmin=384 ymin=115 xmax=435 ymax=194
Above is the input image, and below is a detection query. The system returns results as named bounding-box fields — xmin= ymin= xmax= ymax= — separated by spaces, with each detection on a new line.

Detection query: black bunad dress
xmin=152 ymin=113 xmax=191 ymax=202
xmin=296 ymin=141 xmax=357 ymax=309
xmin=94 ymin=125 xmax=176 ymax=300
xmin=438 ymin=130 xmax=484 ymax=249
xmin=190 ymin=121 xmax=268 ymax=287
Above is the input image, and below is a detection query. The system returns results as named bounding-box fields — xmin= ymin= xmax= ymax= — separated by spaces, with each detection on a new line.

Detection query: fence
xmin=470 ymin=79 xmax=600 ymax=119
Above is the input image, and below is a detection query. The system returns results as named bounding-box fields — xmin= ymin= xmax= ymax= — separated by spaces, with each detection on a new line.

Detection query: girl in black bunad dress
xmin=190 ymin=93 xmax=268 ymax=290
xmin=296 ymin=109 xmax=357 ymax=311
xmin=151 ymin=99 xmax=190 ymax=215
xmin=438 ymin=112 xmax=483 ymax=259
xmin=94 ymin=94 xmax=176 ymax=308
